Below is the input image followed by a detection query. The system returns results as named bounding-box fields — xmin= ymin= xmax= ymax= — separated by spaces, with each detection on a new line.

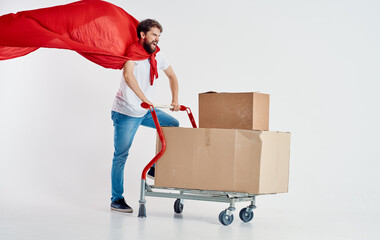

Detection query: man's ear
xmin=140 ymin=31 xmax=145 ymax=39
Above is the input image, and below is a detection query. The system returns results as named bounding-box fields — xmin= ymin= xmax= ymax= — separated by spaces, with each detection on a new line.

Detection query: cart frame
xmin=137 ymin=103 xmax=258 ymax=225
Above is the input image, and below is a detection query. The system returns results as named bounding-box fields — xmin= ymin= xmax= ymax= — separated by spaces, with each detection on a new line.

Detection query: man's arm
xmin=123 ymin=60 xmax=153 ymax=105
xmin=164 ymin=65 xmax=180 ymax=111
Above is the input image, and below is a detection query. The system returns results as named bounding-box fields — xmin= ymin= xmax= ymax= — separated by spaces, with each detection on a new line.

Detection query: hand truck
xmin=137 ymin=103 xmax=257 ymax=226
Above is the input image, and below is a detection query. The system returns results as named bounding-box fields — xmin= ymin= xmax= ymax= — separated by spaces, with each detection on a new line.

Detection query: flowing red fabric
xmin=0 ymin=0 xmax=159 ymax=84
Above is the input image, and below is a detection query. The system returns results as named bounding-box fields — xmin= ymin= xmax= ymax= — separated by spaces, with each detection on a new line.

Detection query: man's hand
xmin=171 ymin=101 xmax=181 ymax=111
xmin=144 ymin=99 xmax=154 ymax=107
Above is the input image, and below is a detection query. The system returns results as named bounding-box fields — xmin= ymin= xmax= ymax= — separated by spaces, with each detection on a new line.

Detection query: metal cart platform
xmin=137 ymin=103 xmax=258 ymax=226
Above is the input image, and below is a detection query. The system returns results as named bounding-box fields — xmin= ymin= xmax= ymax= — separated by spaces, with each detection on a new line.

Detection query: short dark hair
xmin=137 ymin=19 xmax=163 ymax=39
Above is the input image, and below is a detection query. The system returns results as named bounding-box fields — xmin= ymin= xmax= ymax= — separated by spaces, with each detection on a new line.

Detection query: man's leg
xmin=111 ymin=111 xmax=142 ymax=208
xmin=141 ymin=109 xmax=180 ymax=128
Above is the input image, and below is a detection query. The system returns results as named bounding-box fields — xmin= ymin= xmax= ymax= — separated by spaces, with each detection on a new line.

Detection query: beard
xmin=142 ymin=40 xmax=157 ymax=54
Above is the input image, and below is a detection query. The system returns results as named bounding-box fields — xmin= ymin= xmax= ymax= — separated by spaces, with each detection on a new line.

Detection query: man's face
xmin=141 ymin=27 xmax=161 ymax=54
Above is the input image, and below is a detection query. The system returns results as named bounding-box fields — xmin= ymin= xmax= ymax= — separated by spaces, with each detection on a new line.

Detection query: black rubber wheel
xmin=174 ymin=199 xmax=184 ymax=213
xmin=218 ymin=210 xmax=234 ymax=226
xmin=239 ymin=208 xmax=254 ymax=222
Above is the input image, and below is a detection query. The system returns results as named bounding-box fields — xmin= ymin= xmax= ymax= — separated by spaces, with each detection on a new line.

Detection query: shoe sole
xmin=110 ymin=207 xmax=133 ymax=213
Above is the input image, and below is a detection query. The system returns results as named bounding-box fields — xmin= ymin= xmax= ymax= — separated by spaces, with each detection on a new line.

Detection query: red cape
xmin=0 ymin=0 xmax=159 ymax=84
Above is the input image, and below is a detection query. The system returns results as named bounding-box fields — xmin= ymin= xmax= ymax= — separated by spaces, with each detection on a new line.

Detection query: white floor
xmin=1 ymin=195 xmax=379 ymax=240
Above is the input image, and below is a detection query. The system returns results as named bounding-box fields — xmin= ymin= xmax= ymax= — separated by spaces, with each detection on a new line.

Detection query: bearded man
xmin=110 ymin=19 xmax=180 ymax=213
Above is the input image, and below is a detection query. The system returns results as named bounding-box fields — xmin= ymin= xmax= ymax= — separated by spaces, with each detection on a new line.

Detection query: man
xmin=110 ymin=19 xmax=180 ymax=213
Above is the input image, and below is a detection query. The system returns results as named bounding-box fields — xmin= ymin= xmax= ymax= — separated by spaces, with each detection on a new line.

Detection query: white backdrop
xmin=1 ymin=0 xmax=380 ymax=221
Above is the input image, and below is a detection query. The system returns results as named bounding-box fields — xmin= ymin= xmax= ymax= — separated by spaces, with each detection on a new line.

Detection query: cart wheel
xmin=218 ymin=210 xmax=234 ymax=226
xmin=239 ymin=208 xmax=254 ymax=222
xmin=174 ymin=199 xmax=184 ymax=213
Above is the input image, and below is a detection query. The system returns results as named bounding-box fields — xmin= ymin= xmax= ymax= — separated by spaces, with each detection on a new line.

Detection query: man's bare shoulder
xmin=123 ymin=60 xmax=135 ymax=69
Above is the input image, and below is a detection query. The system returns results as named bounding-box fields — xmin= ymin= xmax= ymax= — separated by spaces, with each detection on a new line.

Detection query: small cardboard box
xmin=199 ymin=92 xmax=270 ymax=130
xmin=155 ymin=127 xmax=290 ymax=194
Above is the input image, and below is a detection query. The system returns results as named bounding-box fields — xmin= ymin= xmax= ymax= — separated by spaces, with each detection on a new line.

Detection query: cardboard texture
xmin=199 ymin=92 xmax=270 ymax=130
xmin=155 ymin=127 xmax=290 ymax=194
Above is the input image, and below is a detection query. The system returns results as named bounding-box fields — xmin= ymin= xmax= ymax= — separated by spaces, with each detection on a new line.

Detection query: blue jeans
xmin=111 ymin=109 xmax=179 ymax=202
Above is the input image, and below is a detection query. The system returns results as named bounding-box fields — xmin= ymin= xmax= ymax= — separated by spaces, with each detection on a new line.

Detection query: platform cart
xmin=137 ymin=103 xmax=257 ymax=226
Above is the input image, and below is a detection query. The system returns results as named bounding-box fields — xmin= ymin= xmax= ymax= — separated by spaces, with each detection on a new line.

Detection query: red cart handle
xmin=140 ymin=102 xmax=197 ymax=180
xmin=140 ymin=102 xmax=197 ymax=128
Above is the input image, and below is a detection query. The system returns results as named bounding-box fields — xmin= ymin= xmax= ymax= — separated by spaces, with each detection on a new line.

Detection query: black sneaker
xmin=110 ymin=198 xmax=133 ymax=213
xmin=147 ymin=167 xmax=155 ymax=180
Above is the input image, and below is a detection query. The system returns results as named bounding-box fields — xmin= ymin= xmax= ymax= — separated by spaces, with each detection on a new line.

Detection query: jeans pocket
xmin=111 ymin=111 xmax=119 ymax=123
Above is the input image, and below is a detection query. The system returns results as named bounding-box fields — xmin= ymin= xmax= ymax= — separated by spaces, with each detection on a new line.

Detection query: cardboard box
xmin=199 ymin=92 xmax=270 ymax=130
xmin=155 ymin=127 xmax=290 ymax=194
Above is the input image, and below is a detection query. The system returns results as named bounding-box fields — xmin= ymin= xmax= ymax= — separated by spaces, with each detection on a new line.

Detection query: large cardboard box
xmin=155 ymin=127 xmax=290 ymax=194
xmin=199 ymin=92 xmax=270 ymax=130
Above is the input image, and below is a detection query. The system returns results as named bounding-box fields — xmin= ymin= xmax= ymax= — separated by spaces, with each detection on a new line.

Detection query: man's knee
xmin=112 ymin=152 xmax=129 ymax=165
xmin=172 ymin=118 xmax=179 ymax=127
